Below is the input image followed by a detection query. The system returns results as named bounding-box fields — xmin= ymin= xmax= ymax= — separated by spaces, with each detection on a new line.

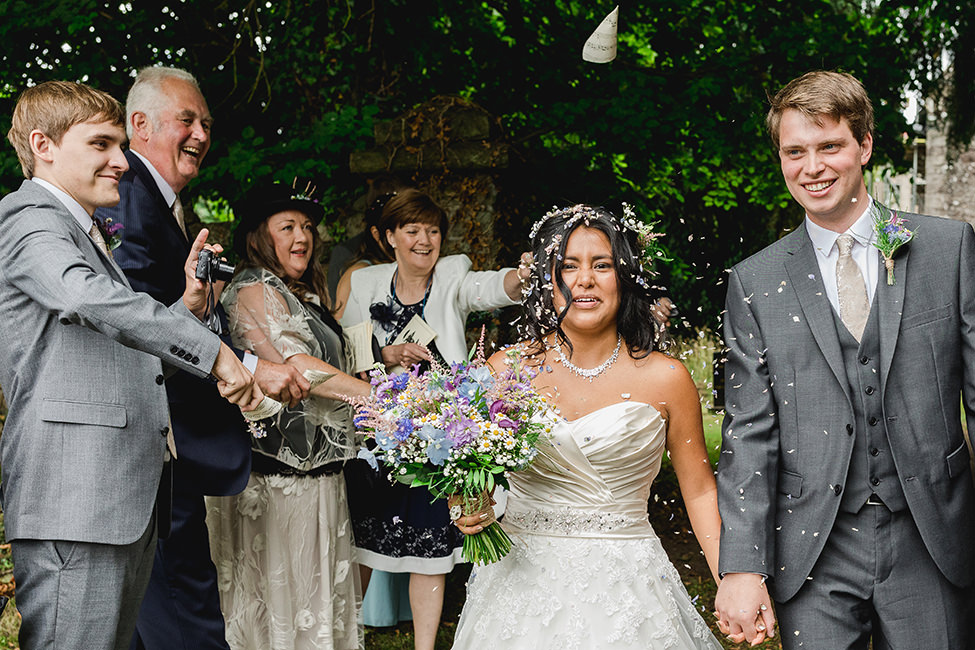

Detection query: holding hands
xmin=254 ymin=358 xmax=311 ymax=407
xmin=211 ymin=343 xmax=264 ymax=412
xmin=714 ymin=573 xmax=776 ymax=646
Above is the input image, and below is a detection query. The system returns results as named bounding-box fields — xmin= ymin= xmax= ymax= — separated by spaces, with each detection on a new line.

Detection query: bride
xmin=450 ymin=204 xmax=734 ymax=648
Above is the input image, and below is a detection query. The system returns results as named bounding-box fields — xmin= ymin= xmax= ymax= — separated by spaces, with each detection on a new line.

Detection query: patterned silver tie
xmin=172 ymin=195 xmax=188 ymax=239
xmin=835 ymin=234 xmax=869 ymax=342
xmin=89 ymin=221 xmax=112 ymax=258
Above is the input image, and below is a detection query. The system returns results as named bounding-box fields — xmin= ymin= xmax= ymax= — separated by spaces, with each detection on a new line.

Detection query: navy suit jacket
xmin=96 ymin=151 xmax=251 ymax=496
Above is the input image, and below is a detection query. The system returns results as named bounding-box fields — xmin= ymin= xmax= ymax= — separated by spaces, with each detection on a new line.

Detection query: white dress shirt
xmin=804 ymin=197 xmax=879 ymax=313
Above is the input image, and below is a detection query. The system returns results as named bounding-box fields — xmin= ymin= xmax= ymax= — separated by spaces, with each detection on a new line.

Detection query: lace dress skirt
xmin=451 ymin=525 xmax=721 ymax=650
xmin=207 ymin=472 xmax=363 ymax=650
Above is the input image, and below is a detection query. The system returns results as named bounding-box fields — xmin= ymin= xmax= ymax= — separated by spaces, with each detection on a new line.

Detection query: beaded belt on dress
xmin=503 ymin=503 xmax=652 ymax=538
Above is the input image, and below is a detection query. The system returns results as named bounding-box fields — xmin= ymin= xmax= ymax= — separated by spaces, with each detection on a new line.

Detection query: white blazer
xmin=340 ymin=254 xmax=517 ymax=363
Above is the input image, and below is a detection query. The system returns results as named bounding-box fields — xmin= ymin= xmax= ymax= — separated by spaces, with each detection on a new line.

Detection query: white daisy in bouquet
xmin=349 ymin=338 xmax=550 ymax=565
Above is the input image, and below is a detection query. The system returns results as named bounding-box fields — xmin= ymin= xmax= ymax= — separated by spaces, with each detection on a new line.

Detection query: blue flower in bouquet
xmin=357 ymin=447 xmax=379 ymax=470
xmin=353 ymin=409 xmax=371 ymax=428
xmin=457 ymin=381 xmax=478 ymax=401
xmin=375 ymin=430 xmax=400 ymax=451
xmin=394 ymin=417 xmax=415 ymax=441
xmin=390 ymin=373 xmax=410 ymax=391
xmin=468 ymin=365 xmax=494 ymax=388
xmin=458 ymin=365 xmax=495 ymax=401
xmin=418 ymin=424 xmax=453 ymax=466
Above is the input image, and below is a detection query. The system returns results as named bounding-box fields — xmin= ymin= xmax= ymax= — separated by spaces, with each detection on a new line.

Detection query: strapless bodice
xmin=503 ymin=402 xmax=666 ymax=539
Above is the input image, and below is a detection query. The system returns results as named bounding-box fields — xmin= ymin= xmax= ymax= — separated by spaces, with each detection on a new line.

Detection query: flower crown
xmin=527 ymin=203 xmax=666 ymax=284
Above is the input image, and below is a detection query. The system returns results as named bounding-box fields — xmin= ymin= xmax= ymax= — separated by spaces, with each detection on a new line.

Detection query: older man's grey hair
xmin=125 ymin=66 xmax=201 ymax=139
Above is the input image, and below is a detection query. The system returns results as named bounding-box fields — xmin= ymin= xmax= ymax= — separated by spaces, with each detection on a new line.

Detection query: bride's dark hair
xmin=519 ymin=204 xmax=667 ymax=359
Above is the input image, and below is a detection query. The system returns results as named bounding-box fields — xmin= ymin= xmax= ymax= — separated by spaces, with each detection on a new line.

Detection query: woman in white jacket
xmin=339 ymin=188 xmax=525 ymax=650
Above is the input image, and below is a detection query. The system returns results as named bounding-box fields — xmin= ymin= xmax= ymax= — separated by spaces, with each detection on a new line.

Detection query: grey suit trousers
xmin=774 ymin=503 xmax=974 ymax=650
xmin=11 ymin=516 xmax=156 ymax=650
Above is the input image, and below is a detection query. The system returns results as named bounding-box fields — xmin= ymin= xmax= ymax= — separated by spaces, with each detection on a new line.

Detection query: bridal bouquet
xmin=350 ymin=340 xmax=549 ymax=565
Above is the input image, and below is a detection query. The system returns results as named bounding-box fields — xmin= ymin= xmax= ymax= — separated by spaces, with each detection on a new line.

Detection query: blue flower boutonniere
xmin=872 ymin=207 xmax=914 ymax=285
xmin=94 ymin=216 xmax=124 ymax=251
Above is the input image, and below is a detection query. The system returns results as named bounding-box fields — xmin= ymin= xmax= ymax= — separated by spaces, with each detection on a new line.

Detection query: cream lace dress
xmin=206 ymin=268 xmax=362 ymax=650
xmin=451 ymin=402 xmax=721 ymax=649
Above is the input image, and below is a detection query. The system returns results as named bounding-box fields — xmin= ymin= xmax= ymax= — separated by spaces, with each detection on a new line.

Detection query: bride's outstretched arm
xmin=657 ymin=357 xmax=722 ymax=583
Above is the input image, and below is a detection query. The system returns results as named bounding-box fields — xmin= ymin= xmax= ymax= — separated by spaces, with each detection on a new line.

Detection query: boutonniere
xmin=95 ymin=216 xmax=124 ymax=250
xmin=872 ymin=207 xmax=914 ymax=285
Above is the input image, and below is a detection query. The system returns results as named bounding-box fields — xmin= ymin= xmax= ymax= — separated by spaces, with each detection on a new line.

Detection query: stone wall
xmin=345 ymin=96 xmax=510 ymax=271
xmin=923 ymin=118 xmax=975 ymax=226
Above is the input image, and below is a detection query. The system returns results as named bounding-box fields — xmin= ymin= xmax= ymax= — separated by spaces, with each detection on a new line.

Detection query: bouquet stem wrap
xmin=451 ymin=490 xmax=512 ymax=565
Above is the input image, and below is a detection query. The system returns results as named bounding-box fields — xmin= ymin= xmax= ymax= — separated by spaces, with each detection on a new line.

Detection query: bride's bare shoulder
xmin=626 ymin=350 xmax=696 ymax=398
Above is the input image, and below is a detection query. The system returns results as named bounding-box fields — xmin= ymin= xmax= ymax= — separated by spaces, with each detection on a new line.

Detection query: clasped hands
xmin=713 ymin=573 xmax=776 ymax=646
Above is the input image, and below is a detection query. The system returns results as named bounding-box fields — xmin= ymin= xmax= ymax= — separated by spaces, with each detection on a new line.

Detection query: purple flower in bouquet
xmin=390 ymin=373 xmax=410 ymax=391
xmin=445 ymin=409 xmax=478 ymax=445
xmin=488 ymin=400 xmax=505 ymax=420
xmin=488 ymin=400 xmax=517 ymax=430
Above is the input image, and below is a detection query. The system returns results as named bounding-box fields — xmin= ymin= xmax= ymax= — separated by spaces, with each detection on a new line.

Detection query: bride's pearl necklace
xmin=555 ymin=334 xmax=622 ymax=382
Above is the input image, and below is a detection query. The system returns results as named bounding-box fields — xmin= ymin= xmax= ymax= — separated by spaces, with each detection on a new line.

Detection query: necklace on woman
xmin=555 ymin=334 xmax=622 ymax=382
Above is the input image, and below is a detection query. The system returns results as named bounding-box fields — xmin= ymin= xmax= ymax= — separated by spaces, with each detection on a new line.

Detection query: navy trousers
xmin=129 ymin=475 xmax=229 ymax=650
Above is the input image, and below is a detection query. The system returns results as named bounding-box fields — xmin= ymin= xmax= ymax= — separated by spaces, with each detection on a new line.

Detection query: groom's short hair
xmin=765 ymin=70 xmax=874 ymax=150
xmin=7 ymin=80 xmax=124 ymax=179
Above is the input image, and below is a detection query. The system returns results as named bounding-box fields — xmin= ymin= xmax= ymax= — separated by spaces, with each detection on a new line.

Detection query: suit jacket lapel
xmin=783 ymin=228 xmax=851 ymax=401
xmin=26 ymin=180 xmax=130 ymax=285
xmin=877 ymin=240 xmax=907 ymax=393
xmin=82 ymin=217 xmax=131 ymax=286
xmin=126 ymin=151 xmax=189 ymax=247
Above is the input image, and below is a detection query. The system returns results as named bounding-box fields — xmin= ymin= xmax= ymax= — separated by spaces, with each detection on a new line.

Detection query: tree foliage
xmin=0 ymin=0 xmax=969 ymax=328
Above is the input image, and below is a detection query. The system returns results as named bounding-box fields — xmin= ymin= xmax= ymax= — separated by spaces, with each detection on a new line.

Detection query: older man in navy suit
xmin=96 ymin=66 xmax=309 ymax=650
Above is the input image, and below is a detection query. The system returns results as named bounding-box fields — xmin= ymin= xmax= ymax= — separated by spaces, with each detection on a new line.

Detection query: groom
xmin=715 ymin=70 xmax=975 ymax=648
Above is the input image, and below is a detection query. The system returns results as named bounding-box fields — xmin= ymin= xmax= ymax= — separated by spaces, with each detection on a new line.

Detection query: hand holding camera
xmin=196 ymin=248 xmax=236 ymax=283
xmin=183 ymin=229 xmax=235 ymax=327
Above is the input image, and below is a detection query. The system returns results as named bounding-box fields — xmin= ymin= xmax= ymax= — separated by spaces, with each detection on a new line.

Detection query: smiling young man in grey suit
xmin=0 ymin=81 xmax=263 ymax=649
xmin=714 ymin=71 xmax=975 ymax=648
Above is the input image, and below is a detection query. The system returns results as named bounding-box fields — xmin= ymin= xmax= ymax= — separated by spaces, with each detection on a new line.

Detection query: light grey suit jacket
xmin=0 ymin=180 xmax=221 ymax=545
xmin=718 ymin=207 xmax=975 ymax=601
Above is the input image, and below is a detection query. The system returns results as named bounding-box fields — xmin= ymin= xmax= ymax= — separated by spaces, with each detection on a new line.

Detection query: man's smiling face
xmin=135 ymin=77 xmax=212 ymax=193
xmin=778 ymin=108 xmax=872 ymax=232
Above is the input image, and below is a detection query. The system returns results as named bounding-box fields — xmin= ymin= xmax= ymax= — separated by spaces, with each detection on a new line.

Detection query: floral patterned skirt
xmin=206 ymin=472 xmax=363 ymax=650
xmin=344 ymin=458 xmax=464 ymax=575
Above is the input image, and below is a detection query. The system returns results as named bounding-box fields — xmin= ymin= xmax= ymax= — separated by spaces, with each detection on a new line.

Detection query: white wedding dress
xmin=451 ymin=402 xmax=722 ymax=649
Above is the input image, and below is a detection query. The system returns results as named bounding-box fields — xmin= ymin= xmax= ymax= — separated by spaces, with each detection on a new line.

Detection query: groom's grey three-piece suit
xmin=0 ymin=179 xmax=222 ymax=649
xmin=719 ymin=204 xmax=975 ymax=648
